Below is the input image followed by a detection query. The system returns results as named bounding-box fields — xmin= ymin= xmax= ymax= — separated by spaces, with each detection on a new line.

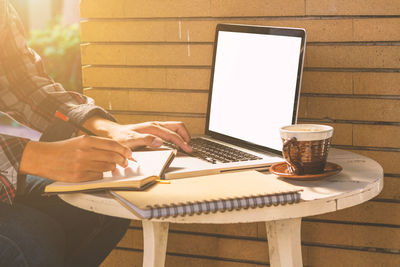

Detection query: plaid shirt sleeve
xmin=0 ymin=2 xmax=113 ymax=204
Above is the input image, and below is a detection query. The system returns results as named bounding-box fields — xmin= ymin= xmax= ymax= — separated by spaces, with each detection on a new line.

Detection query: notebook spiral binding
xmin=146 ymin=192 xmax=301 ymax=219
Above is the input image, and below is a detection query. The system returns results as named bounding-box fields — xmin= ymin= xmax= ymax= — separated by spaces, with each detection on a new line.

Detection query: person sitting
xmin=0 ymin=1 xmax=192 ymax=266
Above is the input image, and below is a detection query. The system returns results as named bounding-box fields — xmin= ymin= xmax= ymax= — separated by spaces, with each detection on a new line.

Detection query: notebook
xmin=44 ymin=149 xmax=176 ymax=194
xmin=165 ymin=24 xmax=307 ymax=179
xmin=110 ymin=170 xmax=302 ymax=219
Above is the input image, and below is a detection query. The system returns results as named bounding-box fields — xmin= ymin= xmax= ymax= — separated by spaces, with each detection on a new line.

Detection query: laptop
xmin=164 ymin=23 xmax=306 ymax=179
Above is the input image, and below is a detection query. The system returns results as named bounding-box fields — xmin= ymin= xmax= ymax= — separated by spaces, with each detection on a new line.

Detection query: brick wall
xmin=80 ymin=0 xmax=400 ymax=266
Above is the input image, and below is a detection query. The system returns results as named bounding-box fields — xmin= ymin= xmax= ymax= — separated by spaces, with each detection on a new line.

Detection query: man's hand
xmin=20 ymin=135 xmax=132 ymax=182
xmin=82 ymin=117 xmax=193 ymax=153
xmin=113 ymin=121 xmax=193 ymax=152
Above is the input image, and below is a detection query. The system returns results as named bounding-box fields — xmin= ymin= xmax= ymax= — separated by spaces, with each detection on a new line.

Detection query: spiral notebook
xmin=110 ymin=171 xmax=302 ymax=219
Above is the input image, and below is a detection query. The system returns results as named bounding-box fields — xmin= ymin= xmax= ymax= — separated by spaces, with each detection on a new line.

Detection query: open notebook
xmin=110 ymin=170 xmax=302 ymax=219
xmin=44 ymin=149 xmax=176 ymax=194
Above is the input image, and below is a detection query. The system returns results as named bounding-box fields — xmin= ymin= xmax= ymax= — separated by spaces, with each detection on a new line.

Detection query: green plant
xmin=28 ymin=17 xmax=82 ymax=93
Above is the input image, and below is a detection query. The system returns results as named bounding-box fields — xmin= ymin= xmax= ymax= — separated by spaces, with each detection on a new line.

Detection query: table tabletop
xmin=60 ymin=148 xmax=383 ymax=224
xmin=59 ymin=148 xmax=383 ymax=267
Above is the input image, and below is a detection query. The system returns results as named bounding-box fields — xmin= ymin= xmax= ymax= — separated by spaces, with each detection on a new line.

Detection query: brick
xmin=301 ymin=71 xmax=400 ymax=95
xmin=84 ymin=88 xmax=208 ymax=113
xmin=82 ymin=67 xmax=211 ymax=90
xmin=350 ymin=149 xmax=400 ymax=174
xmin=84 ymin=88 xmax=129 ymax=110
xmin=302 ymin=221 xmax=400 ymax=249
xmin=166 ymin=68 xmax=211 ymax=90
xmin=211 ymin=0 xmax=304 ymax=17
xmin=314 ymin=201 xmax=400 ymax=225
xmin=81 ymin=20 xmax=215 ymax=43
xmin=300 ymin=97 xmax=400 ymax=122
xmin=306 ymin=0 xmax=400 ymax=16
xmin=354 ymin=18 xmax=400 ymax=42
xmin=80 ymin=0 xmax=211 ymax=19
xmin=80 ymin=20 xmax=179 ymax=43
xmin=305 ymin=45 xmax=400 ymax=69
xmin=353 ymin=72 xmax=400 ymax=95
xmin=127 ymin=91 xmax=208 ymax=114
xmin=378 ymin=177 xmax=400 ymax=200
xmin=329 ymin=123 xmax=353 ymax=146
xmin=111 ymin=113 xmax=206 ymax=135
xmin=83 ymin=67 xmax=167 ymax=89
xmin=353 ymin=124 xmax=400 ymax=148
xmin=301 ymin=71 xmax=353 ymax=94
xmin=80 ymin=44 xmax=213 ymax=66
xmin=297 ymin=96 xmax=307 ymax=118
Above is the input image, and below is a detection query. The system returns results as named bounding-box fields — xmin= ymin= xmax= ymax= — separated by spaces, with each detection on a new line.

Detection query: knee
xmin=0 ymin=235 xmax=28 ymax=267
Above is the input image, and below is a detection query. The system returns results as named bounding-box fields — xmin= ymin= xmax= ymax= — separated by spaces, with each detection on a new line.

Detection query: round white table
xmin=60 ymin=149 xmax=383 ymax=267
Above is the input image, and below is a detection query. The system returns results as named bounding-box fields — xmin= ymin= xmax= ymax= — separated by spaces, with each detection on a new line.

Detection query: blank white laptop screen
xmin=208 ymin=30 xmax=303 ymax=152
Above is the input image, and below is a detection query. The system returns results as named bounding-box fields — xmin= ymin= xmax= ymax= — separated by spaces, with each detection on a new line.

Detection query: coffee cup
xmin=279 ymin=124 xmax=333 ymax=175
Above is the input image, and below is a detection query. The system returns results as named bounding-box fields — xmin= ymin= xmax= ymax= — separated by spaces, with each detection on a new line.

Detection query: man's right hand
xmin=20 ymin=135 xmax=132 ymax=183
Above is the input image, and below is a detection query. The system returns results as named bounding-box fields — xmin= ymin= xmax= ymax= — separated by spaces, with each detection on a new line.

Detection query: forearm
xmin=81 ymin=116 xmax=120 ymax=137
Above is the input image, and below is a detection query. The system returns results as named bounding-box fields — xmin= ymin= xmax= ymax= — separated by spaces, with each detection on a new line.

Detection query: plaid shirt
xmin=0 ymin=1 xmax=111 ymax=204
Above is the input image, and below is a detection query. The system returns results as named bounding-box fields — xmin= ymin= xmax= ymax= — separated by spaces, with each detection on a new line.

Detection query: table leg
xmin=142 ymin=221 xmax=170 ymax=267
xmin=265 ymin=217 xmax=303 ymax=267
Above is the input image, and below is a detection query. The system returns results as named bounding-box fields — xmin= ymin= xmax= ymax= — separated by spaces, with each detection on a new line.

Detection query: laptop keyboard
xmin=165 ymin=138 xmax=262 ymax=164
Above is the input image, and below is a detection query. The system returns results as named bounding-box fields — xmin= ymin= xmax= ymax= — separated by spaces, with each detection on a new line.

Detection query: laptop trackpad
xmin=165 ymin=153 xmax=222 ymax=179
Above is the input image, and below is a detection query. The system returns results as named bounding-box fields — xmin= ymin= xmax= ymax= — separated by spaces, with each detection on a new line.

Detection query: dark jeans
xmin=0 ymin=175 xmax=130 ymax=267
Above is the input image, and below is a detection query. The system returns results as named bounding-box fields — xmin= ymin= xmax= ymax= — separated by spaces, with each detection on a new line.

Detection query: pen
xmin=54 ymin=110 xmax=138 ymax=163
xmin=156 ymin=179 xmax=171 ymax=184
